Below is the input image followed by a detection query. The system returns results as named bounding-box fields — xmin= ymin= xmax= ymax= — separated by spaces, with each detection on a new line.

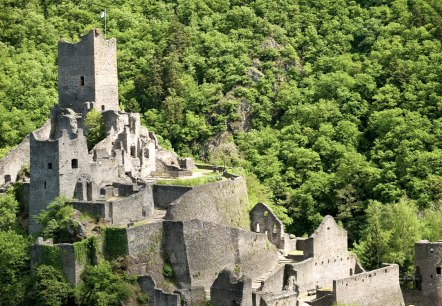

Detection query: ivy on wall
xmin=73 ymin=236 xmax=99 ymax=265
xmin=102 ymin=227 xmax=128 ymax=260
xmin=39 ymin=245 xmax=62 ymax=270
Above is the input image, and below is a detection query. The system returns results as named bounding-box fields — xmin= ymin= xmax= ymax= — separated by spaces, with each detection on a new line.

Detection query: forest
xmin=0 ymin=0 xmax=442 ymax=304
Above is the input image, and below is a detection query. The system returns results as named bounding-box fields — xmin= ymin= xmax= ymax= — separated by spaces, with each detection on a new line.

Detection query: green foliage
xmin=0 ymin=0 xmax=441 ymax=277
xmin=354 ymin=198 xmax=423 ymax=273
xmin=39 ymin=245 xmax=62 ymax=270
xmin=162 ymin=262 xmax=174 ymax=278
xmin=85 ymin=109 xmax=105 ymax=150
xmin=102 ymin=227 xmax=128 ymax=260
xmin=0 ymin=230 xmax=30 ymax=305
xmin=0 ymin=192 xmax=19 ymax=231
xmin=156 ymin=174 xmax=222 ymax=186
xmin=75 ymin=261 xmax=134 ymax=306
xmin=73 ymin=236 xmax=98 ymax=265
xmin=35 ymin=196 xmax=75 ymax=243
xmin=31 ymin=265 xmax=72 ymax=306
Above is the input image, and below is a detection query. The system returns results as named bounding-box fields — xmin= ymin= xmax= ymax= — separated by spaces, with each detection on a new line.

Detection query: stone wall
xmin=260 ymin=264 xmax=286 ymax=293
xmin=237 ymin=230 xmax=278 ymax=281
xmin=30 ymin=242 xmax=83 ymax=286
xmin=165 ymin=177 xmax=250 ymax=229
xmin=415 ymin=240 xmax=442 ymax=305
xmin=109 ymin=184 xmax=154 ymax=225
xmin=163 ymin=221 xmax=191 ymax=288
xmin=152 ymin=184 xmax=192 ymax=209
xmin=127 ymin=222 xmax=164 ymax=281
xmin=311 ymin=215 xmax=348 ymax=258
xmin=58 ymin=29 xmax=118 ymax=113
xmin=253 ymin=291 xmax=298 ymax=306
xmin=58 ymin=31 xmax=95 ymax=113
xmin=0 ymin=136 xmax=29 ymax=186
xmin=210 ymin=269 xmax=252 ymax=306
xmin=93 ymin=30 xmax=118 ymax=111
xmin=182 ymin=220 xmax=278 ymax=290
xmin=72 ymin=201 xmax=108 ymax=220
xmin=289 ymin=254 xmax=357 ymax=293
xmin=333 ymin=264 xmax=405 ymax=306
xmin=250 ymin=203 xmax=285 ymax=249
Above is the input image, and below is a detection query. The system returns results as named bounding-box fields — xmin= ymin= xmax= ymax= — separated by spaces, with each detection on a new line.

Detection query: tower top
xmin=58 ymin=29 xmax=119 ymax=113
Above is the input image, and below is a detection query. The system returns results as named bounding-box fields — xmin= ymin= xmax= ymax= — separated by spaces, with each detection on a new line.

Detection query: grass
xmin=156 ymin=174 xmax=224 ymax=186
xmin=289 ymin=250 xmax=304 ymax=256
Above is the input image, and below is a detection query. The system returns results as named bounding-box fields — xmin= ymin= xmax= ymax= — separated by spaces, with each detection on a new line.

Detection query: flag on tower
xmin=100 ymin=10 xmax=106 ymax=19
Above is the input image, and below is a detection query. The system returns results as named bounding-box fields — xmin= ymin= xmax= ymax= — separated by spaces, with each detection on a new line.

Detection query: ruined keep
xmin=0 ymin=29 xmax=406 ymax=306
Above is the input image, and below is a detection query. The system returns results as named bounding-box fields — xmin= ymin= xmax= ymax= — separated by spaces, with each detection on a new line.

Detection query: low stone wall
xmin=72 ymin=201 xmax=108 ymax=219
xmin=333 ymin=264 xmax=405 ymax=306
xmin=110 ymin=185 xmax=154 ymax=225
xmin=30 ymin=242 xmax=83 ymax=286
xmin=253 ymin=291 xmax=298 ymax=306
xmin=260 ymin=264 xmax=286 ymax=293
xmin=166 ymin=177 xmax=250 ymax=229
xmin=152 ymin=184 xmax=192 ymax=209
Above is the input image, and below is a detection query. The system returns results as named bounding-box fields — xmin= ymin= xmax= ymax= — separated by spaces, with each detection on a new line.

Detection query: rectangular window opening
xmin=71 ymin=159 xmax=78 ymax=169
xmin=437 ymin=267 xmax=441 ymax=275
xmin=48 ymin=163 xmax=52 ymax=169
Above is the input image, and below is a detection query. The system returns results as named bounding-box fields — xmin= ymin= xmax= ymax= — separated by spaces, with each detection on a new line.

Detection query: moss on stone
xmin=40 ymin=245 xmax=62 ymax=269
xmin=73 ymin=236 xmax=98 ymax=265
xmin=102 ymin=227 xmax=128 ymax=260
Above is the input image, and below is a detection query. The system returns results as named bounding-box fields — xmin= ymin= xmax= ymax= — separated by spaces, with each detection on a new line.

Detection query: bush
xmin=85 ymin=109 xmax=105 ymax=150
xmin=31 ymin=265 xmax=72 ymax=306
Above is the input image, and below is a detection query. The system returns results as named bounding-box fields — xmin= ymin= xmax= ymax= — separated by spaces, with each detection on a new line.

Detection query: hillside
xmin=1 ymin=0 xmax=442 ymax=280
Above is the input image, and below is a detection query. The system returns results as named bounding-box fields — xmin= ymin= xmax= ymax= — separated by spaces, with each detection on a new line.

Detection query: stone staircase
xmin=148 ymin=207 xmax=167 ymax=223
xmin=252 ymin=254 xmax=294 ymax=291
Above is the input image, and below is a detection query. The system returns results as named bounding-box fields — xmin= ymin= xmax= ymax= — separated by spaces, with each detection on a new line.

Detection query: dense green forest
xmin=1 ymin=0 xmax=442 ymax=304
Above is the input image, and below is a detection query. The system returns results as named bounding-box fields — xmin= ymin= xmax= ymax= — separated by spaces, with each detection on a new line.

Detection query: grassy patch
xmin=156 ymin=174 xmax=223 ymax=186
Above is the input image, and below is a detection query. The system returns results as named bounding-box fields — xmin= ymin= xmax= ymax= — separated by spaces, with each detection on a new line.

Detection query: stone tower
xmin=58 ymin=29 xmax=118 ymax=113
xmin=415 ymin=240 xmax=442 ymax=305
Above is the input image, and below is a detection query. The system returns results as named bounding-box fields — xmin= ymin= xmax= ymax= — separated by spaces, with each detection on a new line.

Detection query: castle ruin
xmin=0 ymin=29 xmax=407 ymax=306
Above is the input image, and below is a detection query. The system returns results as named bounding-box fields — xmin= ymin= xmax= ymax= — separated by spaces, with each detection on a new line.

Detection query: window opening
xmin=71 ymin=159 xmax=78 ymax=169
xmin=437 ymin=267 xmax=441 ymax=275
xmin=4 ymin=174 xmax=11 ymax=183
xmin=273 ymin=224 xmax=278 ymax=234
xmin=48 ymin=163 xmax=52 ymax=169
xmin=80 ymin=76 xmax=85 ymax=86
xmin=130 ymin=146 xmax=136 ymax=158
xmin=101 ymin=105 xmax=105 ymax=111
xmin=350 ymin=268 xmax=353 ymax=276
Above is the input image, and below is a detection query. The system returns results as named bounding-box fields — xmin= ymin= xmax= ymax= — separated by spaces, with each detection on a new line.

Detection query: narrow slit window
xmin=4 ymin=174 xmax=11 ymax=183
xmin=48 ymin=163 xmax=52 ymax=169
xmin=437 ymin=267 xmax=441 ymax=275
xmin=71 ymin=159 xmax=78 ymax=169
xmin=101 ymin=105 xmax=105 ymax=111
xmin=80 ymin=76 xmax=85 ymax=86
xmin=130 ymin=146 xmax=136 ymax=158
xmin=44 ymin=181 xmax=47 ymax=189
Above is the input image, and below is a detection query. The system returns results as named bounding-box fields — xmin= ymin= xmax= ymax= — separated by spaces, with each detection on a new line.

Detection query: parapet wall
xmin=290 ymin=254 xmax=357 ymax=293
xmin=109 ymin=184 xmax=154 ymax=225
xmin=165 ymin=177 xmax=250 ymax=229
xmin=152 ymin=184 xmax=192 ymax=209
xmin=333 ymin=264 xmax=405 ymax=306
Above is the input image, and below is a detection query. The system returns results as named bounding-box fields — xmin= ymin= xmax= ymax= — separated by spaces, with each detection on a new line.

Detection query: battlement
xmin=58 ymin=29 xmax=118 ymax=113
